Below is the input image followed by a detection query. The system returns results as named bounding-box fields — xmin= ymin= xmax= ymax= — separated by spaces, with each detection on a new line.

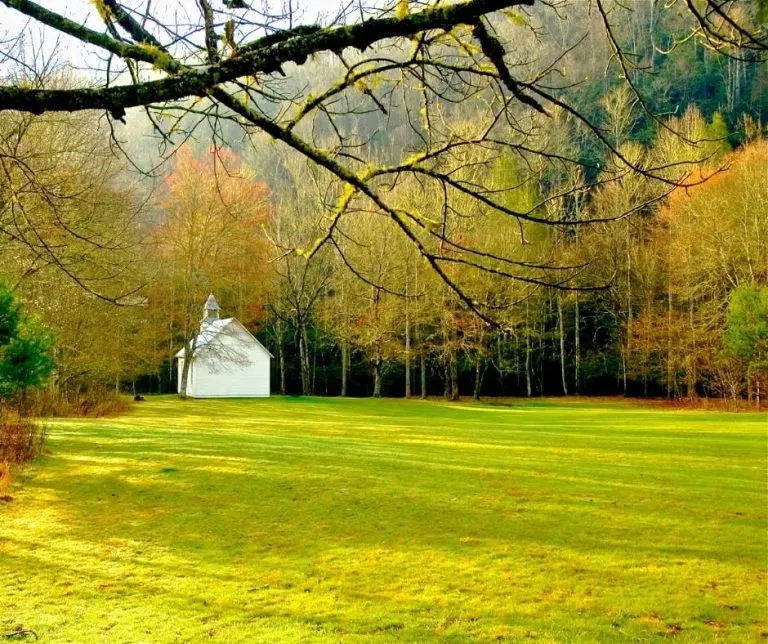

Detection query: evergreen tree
xmin=0 ymin=284 xmax=54 ymax=398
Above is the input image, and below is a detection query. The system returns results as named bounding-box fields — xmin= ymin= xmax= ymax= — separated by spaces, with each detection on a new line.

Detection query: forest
xmin=0 ymin=0 xmax=766 ymax=407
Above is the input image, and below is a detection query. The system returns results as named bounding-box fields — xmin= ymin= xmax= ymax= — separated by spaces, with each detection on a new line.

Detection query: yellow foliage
xmin=139 ymin=43 xmax=175 ymax=72
xmin=402 ymin=152 xmax=426 ymax=166
xmin=89 ymin=0 xmax=114 ymax=22
xmin=395 ymin=0 xmax=410 ymax=21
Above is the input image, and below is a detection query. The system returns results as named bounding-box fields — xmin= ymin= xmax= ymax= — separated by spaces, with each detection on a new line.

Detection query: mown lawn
xmin=1 ymin=397 xmax=766 ymax=642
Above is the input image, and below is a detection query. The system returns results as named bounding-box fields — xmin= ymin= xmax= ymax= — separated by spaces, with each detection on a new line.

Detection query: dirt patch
xmin=665 ymin=623 xmax=684 ymax=636
xmin=3 ymin=627 xmax=38 ymax=640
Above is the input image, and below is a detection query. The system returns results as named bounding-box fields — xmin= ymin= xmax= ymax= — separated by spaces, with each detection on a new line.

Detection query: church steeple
xmin=202 ymin=293 xmax=220 ymax=326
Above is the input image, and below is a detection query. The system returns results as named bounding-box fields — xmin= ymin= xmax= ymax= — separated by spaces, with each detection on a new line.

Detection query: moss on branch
xmin=0 ymin=0 xmax=533 ymax=115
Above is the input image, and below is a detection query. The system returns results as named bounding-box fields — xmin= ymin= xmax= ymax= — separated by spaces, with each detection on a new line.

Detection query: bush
xmin=0 ymin=411 xmax=47 ymax=466
xmin=22 ymin=388 xmax=131 ymax=418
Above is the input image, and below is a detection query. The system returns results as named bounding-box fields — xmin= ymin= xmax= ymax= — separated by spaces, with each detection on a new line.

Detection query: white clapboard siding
xmin=176 ymin=316 xmax=271 ymax=398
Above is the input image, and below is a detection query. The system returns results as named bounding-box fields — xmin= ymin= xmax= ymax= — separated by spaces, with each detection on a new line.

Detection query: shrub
xmin=0 ymin=411 xmax=47 ymax=465
xmin=22 ymin=388 xmax=131 ymax=418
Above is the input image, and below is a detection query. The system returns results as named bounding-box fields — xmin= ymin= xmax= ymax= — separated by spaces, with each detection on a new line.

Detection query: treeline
xmin=2 ymin=108 xmax=765 ymax=406
xmin=2 ymin=105 xmax=766 ymax=405
xmin=256 ymin=115 xmax=767 ymax=402
xmin=101 ymin=109 xmax=764 ymax=404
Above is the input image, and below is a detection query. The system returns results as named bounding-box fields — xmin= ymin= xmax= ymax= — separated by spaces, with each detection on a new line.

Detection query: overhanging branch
xmin=0 ymin=0 xmax=533 ymax=116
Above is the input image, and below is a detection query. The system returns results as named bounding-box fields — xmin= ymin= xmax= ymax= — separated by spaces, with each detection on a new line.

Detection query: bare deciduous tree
xmin=0 ymin=0 xmax=764 ymax=324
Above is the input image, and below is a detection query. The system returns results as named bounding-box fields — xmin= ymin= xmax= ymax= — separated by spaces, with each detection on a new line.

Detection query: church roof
xmin=204 ymin=293 xmax=220 ymax=311
xmin=174 ymin=317 xmax=273 ymax=359
xmin=174 ymin=318 xmax=233 ymax=358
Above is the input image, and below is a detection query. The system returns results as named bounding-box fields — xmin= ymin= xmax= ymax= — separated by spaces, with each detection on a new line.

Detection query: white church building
xmin=175 ymin=294 xmax=272 ymax=398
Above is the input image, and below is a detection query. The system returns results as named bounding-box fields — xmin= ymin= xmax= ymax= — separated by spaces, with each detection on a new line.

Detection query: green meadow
xmin=1 ymin=397 xmax=766 ymax=642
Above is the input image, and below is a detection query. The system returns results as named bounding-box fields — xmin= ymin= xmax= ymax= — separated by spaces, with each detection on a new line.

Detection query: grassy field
xmin=1 ymin=397 xmax=766 ymax=642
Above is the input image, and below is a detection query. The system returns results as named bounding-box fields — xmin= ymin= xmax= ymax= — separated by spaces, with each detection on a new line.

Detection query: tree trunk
xmin=510 ymin=332 xmax=517 ymax=393
xmin=525 ymin=302 xmax=532 ymax=398
xmin=688 ymin=298 xmax=697 ymax=400
xmin=275 ymin=319 xmax=286 ymax=395
xmin=341 ymin=276 xmax=349 ymax=397
xmin=473 ymin=354 xmax=483 ymax=401
xmin=341 ymin=340 xmax=348 ymax=397
xmin=420 ymin=353 xmax=427 ymax=399
xmin=372 ymin=358 xmax=382 ymax=397
xmin=405 ymin=299 xmax=411 ymax=399
xmin=557 ymin=293 xmax=568 ymax=395
xmin=179 ymin=338 xmax=196 ymax=399
xmin=449 ymin=349 xmax=459 ymax=401
xmin=537 ymin=317 xmax=545 ymax=395
xmin=311 ymin=331 xmax=317 ymax=394
xmin=666 ymin=284 xmax=673 ymax=398
xmin=625 ymin=221 xmax=632 ymax=395
xmin=621 ymin=350 xmax=627 ymax=396
xmin=168 ymin=328 xmax=174 ymax=389
xmin=574 ymin=293 xmax=580 ymax=395
xmin=442 ymin=359 xmax=451 ymax=400
xmin=298 ymin=324 xmax=311 ymax=396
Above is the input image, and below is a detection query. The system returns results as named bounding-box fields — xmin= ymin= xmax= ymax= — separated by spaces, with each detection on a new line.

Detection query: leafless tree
xmin=0 ymin=0 xmax=764 ymax=324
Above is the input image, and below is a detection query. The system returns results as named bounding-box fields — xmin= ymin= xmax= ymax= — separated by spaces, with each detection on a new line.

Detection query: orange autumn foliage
xmin=150 ymin=145 xmax=272 ymax=327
